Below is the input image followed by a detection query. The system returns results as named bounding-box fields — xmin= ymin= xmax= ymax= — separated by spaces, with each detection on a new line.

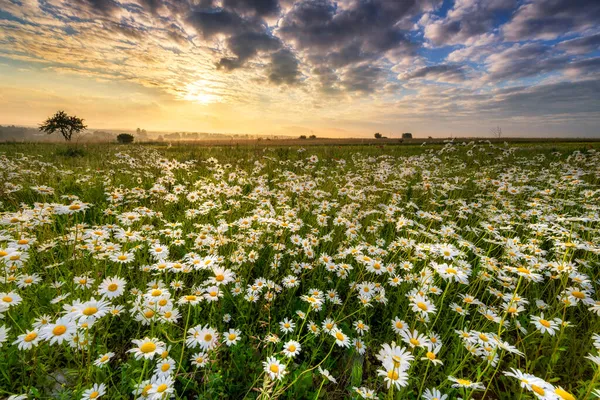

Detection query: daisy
xmin=223 ymin=328 xmax=241 ymax=346
xmin=353 ymin=338 xmax=366 ymax=355
xmin=282 ymin=340 xmax=301 ymax=358
xmin=13 ymin=329 xmax=40 ymax=350
xmin=410 ymin=294 xmax=437 ymax=317
xmin=263 ymin=356 xmax=286 ymax=381
xmin=0 ymin=325 xmax=10 ymax=347
xmin=422 ymin=388 xmax=448 ymax=400
xmin=128 ymin=337 xmax=166 ymax=360
xmin=211 ymin=267 xmax=235 ymax=286
xmin=391 ymin=317 xmax=408 ymax=334
xmin=186 ymin=325 xmax=219 ymax=351
xmin=0 ymin=291 xmax=22 ymax=308
xmin=93 ymin=352 xmax=115 ymax=367
xmin=353 ymin=320 xmax=370 ymax=336
xmin=147 ymin=375 xmax=175 ymax=399
xmin=531 ymin=314 xmax=560 ymax=336
xmin=39 ymin=317 xmax=77 ymax=345
xmin=98 ymin=276 xmax=127 ymax=299
xmin=318 ymin=367 xmax=337 ymax=383
xmin=81 ymin=383 xmax=106 ymax=399
xmin=448 ymin=376 xmax=485 ymax=390
xmin=279 ymin=318 xmax=295 ymax=334
xmin=154 ymin=358 xmax=176 ymax=376
xmin=331 ymin=328 xmax=351 ymax=347
xmin=190 ymin=351 xmax=209 ymax=367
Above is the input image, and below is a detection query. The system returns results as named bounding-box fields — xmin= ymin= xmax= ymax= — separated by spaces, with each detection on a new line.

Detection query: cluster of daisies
xmin=0 ymin=143 xmax=599 ymax=399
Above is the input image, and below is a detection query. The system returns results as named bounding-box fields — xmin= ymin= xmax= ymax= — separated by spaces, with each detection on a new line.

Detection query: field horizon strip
xmin=0 ymin=141 xmax=599 ymax=399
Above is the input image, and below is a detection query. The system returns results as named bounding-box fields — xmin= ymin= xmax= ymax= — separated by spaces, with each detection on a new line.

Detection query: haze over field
xmin=0 ymin=0 xmax=599 ymax=137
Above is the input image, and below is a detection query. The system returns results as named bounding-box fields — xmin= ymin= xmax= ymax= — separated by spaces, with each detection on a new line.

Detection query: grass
xmin=0 ymin=141 xmax=599 ymax=399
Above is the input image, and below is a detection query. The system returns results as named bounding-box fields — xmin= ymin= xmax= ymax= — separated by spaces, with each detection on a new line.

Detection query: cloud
xmin=502 ymin=0 xmax=600 ymax=41
xmin=400 ymin=64 xmax=468 ymax=83
xmin=422 ymin=0 xmax=514 ymax=46
xmin=268 ymin=48 xmax=301 ymax=85
xmin=484 ymin=43 xmax=569 ymax=81
xmin=557 ymin=34 xmax=600 ymax=54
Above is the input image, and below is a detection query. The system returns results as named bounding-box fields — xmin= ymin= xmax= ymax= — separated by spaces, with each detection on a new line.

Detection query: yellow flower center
xmin=457 ymin=379 xmax=471 ymax=386
xmin=2 ymin=296 xmax=12 ymax=303
xmin=531 ymin=385 xmax=545 ymax=395
xmin=156 ymin=384 xmax=168 ymax=393
xmin=161 ymin=363 xmax=170 ymax=372
xmin=387 ymin=370 xmax=399 ymax=380
xmin=540 ymin=319 xmax=551 ymax=328
xmin=24 ymin=332 xmax=38 ymax=342
xmin=270 ymin=364 xmax=279 ymax=373
xmin=417 ymin=302 xmax=428 ymax=311
xmin=89 ymin=391 xmax=99 ymax=399
xmin=215 ymin=274 xmax=225 ymax=282
xmin=555 ymin=388 xmax=576 ymax=400
xmin=204 ymin=334 xmax=213 ymax=342
xmin=52 ymin=325 xmax=67 ymax=336
xmin=572 ymin=291 xmax=585 ymax=299
xmin=140 ymin=342 xmax=156 ymax=353
xmin=107 ymin=283 xmax=118 ymax=291
xmin=83 ymin=307 xmax=98 ymax=316
xmin=335 ymin=332 xmax=345 ymax=341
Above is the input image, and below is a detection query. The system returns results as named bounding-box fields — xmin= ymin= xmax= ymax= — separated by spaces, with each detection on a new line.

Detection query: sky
xmin=0 ymin=0 xmax=599 ymax=138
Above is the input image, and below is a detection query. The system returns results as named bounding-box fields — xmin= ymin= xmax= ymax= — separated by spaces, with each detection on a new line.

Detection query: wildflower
xmin=279 ymin=318 xmax=295 ymax=334
xmin=318 ymin=367 xmax=337 ymax=383
xmin=223 ymin=328 xmax=241 ymax=346
xmin=154 ymin=358 xmax=176 ymax=376
xmin=129 ymin=337 xmax=166 ymax=360
xmin=93 ymin=352 xmax=115 ymax=367
xmin=186 ymin=325 xmax=219 ymax=351
xmin=282 ymin=340 xmax=301 ymax=358
xmin=448 ymin=376 xmax=485 ymax=390
xmin=531 ymin=314 xmax=560 ymax=335
xmin=13 ymin=329 xmax=41 ymax=350
xmin=263 ymin=356 xmax=286 ymax=380
xmin=81 ymin=383 xmax=107 ymax=399
xmin=331 ymin=328 xmax=351 ymax=347
xmin=191 ymin=351 xmax=209 ymax=367
xmin=98 ymin=276 xmax=127 ymax=299
xmin=39 ymin=317 xmax=77 ymax=345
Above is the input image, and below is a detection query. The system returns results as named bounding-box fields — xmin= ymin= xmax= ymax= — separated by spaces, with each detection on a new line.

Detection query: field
xmin=1 ymin=141 xmax=599 ymax=400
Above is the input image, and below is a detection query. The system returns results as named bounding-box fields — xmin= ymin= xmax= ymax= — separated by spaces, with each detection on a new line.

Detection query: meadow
xmin=0 ymin=140 xmax=599 ymax=400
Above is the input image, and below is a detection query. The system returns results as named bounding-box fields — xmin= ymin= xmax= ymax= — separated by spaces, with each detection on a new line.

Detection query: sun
xmin=182 ymin=80 xmax=223 ymax=105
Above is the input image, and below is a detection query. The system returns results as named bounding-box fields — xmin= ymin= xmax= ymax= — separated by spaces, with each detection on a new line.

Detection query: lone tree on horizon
xmin=39 ymin=111 xmax=87 ymax=141
xmin=117 ymin=133 xmax=134 ymax=144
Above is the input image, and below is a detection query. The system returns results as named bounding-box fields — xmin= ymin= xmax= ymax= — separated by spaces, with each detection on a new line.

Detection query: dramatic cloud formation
xmin=0 ymin=0 xmax=599 ymax=137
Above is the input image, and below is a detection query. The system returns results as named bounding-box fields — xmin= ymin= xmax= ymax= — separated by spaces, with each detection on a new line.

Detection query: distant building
xmin=402 ymin=132 xmax=413 ymax=139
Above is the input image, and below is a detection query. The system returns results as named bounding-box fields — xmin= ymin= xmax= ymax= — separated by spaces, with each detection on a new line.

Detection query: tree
xmin=309 ymin=134 xmax=317 ymax=139
xmin=39 ymin=111 xmax=87 ymax=141
xmin=402 ymin=132 xmax=413 ymax=139
xmin=299 ymin=135 xmax=307 ymax=139
xmin=374 ymin=132 xmax=382 ymax=139
xmin=117 ymin=133 xmax=134 ymax=144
